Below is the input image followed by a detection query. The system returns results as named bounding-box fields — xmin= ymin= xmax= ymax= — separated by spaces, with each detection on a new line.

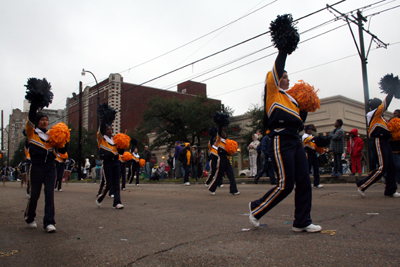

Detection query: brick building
xmin=66 ymin=73 xmax=220 ymax=133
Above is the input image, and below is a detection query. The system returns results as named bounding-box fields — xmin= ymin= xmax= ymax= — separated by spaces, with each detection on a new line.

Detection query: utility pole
xmin=327 ymin=6 xmax=388 ymax=171
xmin=1 ymin=110 xmax=3 ymax=151
xmin=78 ymin=81 xmax=83 ymax=180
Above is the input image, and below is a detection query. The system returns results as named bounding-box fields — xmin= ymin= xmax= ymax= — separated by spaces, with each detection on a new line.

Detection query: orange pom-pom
xmin=139 ymin=159 xmax=146 ymax=167
xmin=225 ymin=139 xmax=238 ymax=155
xmin=113 ymin=133 xmax=131 ymax=149
xmin=316 ymin=147 xmax=325 ymax=154
xmin=122 ymin=151 xmax=133 ymax=161
xmin=286 ymin=80 xmax=321 ymax=112
xmin=48 ymin=122 xmax=71 ymax=148
xmin=388 ymin=118 xmax=400 ymax=141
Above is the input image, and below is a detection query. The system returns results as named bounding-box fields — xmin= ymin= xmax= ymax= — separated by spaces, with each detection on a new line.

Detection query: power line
xmin=62 ymin=21 xmax=351 ymax=122
xmin=117 ymin=0 xmax=279 ymax=75
xmin=56 ymin=0 xmax=393 ymax=123
xmin=210 ymin=41 xmax=400 ymax=99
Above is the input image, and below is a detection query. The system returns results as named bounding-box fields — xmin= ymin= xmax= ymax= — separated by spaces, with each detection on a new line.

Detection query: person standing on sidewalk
xmin=302 ymin=125 xmax=323 ymax=188
xmin=248 ymin=134 xmax=260 ymax=178
xmin=179 ymin=143 xmax=191 ymax=186
xmin=347 ymin=129 xmax=364 ymax=176
xmin=254 ymin=134 xmax=277 ymax=185
xmin=329 ymin=119 xmax=344 ymax=177
xmin=174 ymin=141 xmax=183 ymax=179
xmin=143 ymin=146 xmax=151 ymax=179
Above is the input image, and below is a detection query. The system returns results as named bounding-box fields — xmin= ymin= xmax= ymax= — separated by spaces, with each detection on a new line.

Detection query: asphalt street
xmin=0 ymin=181 xmax=399 ymax=266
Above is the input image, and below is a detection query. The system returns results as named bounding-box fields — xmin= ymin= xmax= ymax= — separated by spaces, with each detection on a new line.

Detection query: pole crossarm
xmin=326 ymin=4 xmax=388 ymax=58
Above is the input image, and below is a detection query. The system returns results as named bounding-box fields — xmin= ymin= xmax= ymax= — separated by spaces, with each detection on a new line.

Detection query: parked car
xmin=239 ymin=169 xmax=250 ymax=177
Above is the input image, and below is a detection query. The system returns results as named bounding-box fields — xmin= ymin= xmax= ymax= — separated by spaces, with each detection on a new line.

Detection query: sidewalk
xmin=236 ymin=173 xmax=374 ymax=184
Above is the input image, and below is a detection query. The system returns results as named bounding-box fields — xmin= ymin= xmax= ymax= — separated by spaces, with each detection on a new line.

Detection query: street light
xmin=81 ymin=68 xmax=100 ymax=131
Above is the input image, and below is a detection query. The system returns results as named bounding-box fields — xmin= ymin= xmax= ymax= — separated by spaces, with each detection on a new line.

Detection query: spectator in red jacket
xmin=347 ymin=128 xmax=364 ymax=176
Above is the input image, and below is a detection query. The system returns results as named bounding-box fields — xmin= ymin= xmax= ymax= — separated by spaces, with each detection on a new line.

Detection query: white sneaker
xmin=110 ymin=194 xmax=114 ymax=198
xmin=59 ymin=189 xmax=62 ymax=192
xmin=46 ymin=224 xmax=56 ymax=233
xmin=210 ymin=191 xmax=215 ymax=195
xmin=314 ymin=184 xmax=324 ymax=188
xmin=358 ymin=188 xmax=365 ymax=197
xmin=95 ymin=199 xmax=101 ymax=207
xmin=386 ymin=192 xmax=400 ymax=198
xmin=248 ymin=202 xmax=259 ymax=228
xmin=136 ymin=184 xmax=139 ymax=186
xmin=27 ymin=221 xmax=37 ymax=229
xmin=292 ymin=224 xmax=322 ymax=233
xmin=232 ymin=192 xmax=240 ymax=195
xmin=114 ymin=204 xmax=124 ymax=209
xmin=219 ymin=184 xmax=224 ymax=188
xmin=184 ymin=182 xmax=190 ymax=186
xmin=122 ymin=188 xmax=125 ymax=191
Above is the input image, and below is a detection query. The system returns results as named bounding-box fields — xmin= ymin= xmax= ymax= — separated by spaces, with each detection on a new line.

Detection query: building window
xmin=182 ymin=89 xmax=187 ymax=94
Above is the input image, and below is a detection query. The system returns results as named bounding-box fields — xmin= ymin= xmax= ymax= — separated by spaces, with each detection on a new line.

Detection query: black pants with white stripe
xmin=356 ymin=138 xmax=397 ymax=195
xmin=55 ymin=161 xmax=65 ymax=191
xmin=209 ymin=155 xmax=238 ymax=194
xmin=205 ymin=155 xmax=219 ymax=185
xmin=250 ymin=136 xmax=312 ymax=228
xmin=306 ymin=151 xmax=320 ymax=186
xmin=96 ymin=160 xmax=122 ymax=207
xmin=25 ymin=161 xmax=56 ymax=229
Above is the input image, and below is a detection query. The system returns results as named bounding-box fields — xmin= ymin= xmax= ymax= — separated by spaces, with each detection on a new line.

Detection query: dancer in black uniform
xmin=24 ymin=78 xmax=68 ymax=233
xmin=208 ymin=113 xmax=239 ymax=195
xmin=249 ymin=14 xmax=321 ymax=232
xmin=356 ymin=92 xmax=400 ymax=197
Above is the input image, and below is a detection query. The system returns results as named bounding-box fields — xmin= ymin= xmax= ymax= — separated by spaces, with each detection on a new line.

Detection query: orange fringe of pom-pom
xmin=139 ymin=159 xmax=146 ymax=167
xmin=316 ymin=147 xmax=325 ymax=154
xmin=388 ymin=118 xmax=400 ymax=141
xmin=113 ymin=133 xmax=131 ymax=149
xmin=225 ymin=139 xmax=238 ymax=155
xmin=59 ymin=152 xmax=69 ymax=160
xmin=286 ymin=80 xmax=321 ymax=112
xmin=48 ymin=122 xmax=70 ymax=148
xmin=122 ymin=152 xmax=133 ymax=161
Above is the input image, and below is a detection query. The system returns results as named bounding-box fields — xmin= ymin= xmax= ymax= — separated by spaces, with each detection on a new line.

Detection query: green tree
xmin=138 ymin=95 xmax=230 ymax=151
xmin=67 ymin=125 xmax=98 ymax=162
xmin=11 ymin=139 xmax=26 ymax=167
xmin=241 ymin=104 xmax=264 ymax=157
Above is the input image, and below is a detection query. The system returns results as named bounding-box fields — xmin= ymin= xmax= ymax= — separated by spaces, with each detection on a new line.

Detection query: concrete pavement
xmin=0 ymin=181 xmax=399 ymax=266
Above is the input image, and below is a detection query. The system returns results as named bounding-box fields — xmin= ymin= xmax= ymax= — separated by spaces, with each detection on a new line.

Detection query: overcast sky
xmin=1 ymin=0 xmax=400 ymax=133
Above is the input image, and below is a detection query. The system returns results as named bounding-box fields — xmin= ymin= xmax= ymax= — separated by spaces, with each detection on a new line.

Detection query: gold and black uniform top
xmin=367 ymin=95 xmax=392 ymax=139
xmin=97 ymin=122 xmax=119 ymax=161
xmin=265 ymin=52 xmax=305 ymax=138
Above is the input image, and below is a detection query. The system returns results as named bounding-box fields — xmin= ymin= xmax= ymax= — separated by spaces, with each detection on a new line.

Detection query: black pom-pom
xmin=208 ymin=126 xmax=218 ymax=137
xmin=269 ymin=14 xmax=300 ymax=54
xmin=97 ymin=103 xmax=117 ymax=126
xmin=24 ymin=78 xmax=54 ymax=108
xmin=313 ymin=136 xmax=331 ymax=147
xmin=379 ymin=73 xmax=400 ymax=99
xmin=213 ymin=112 xmax=230 ymax=127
